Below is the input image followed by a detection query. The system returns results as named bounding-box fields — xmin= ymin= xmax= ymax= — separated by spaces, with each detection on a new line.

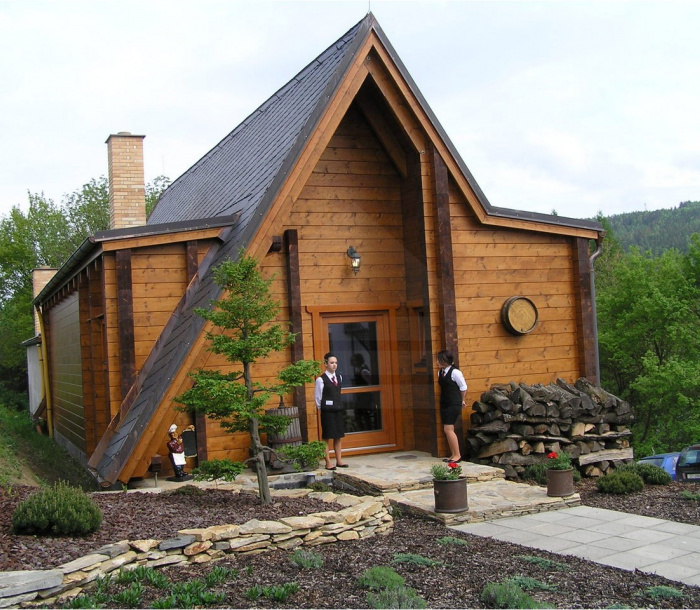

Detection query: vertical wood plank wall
xmin=49 ymin=292 xmax=85 ymax=455
xmin=201 ymin=105 xmax=413 ymax=463
xmin=103 ymin=243 xmax=192 ymax=418
xmin=447 ymin=179 xmax=581 ymax=412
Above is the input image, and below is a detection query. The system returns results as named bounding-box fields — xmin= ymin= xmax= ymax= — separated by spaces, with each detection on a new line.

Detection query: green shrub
xmin=391 ymin=552 xmax=442 ymax=567
xmin=110 ymin=582 xmax=144 ymax=608
xmin=357 ymin=566 xmax=405 ymax=591
xmin=205 ymin=565 xmax=238 ymax=587
xmin=618 ymin=462 xmax=671 ymax=485
xmin=12 ymin=481 xmax=102 ymax=536
xmin=308 ymin=481 xmax=332 ymax=492
xmin=367 ymin=586 xmax=427 ymax=609
xmin=644 ymin=585 xmax=684 ymax=600
xmin=522 ymin=463 xmax=548 ymax=485
xmin=436 ymin=535 xmax=469 ymax=546
xmin=507 ymin=576 xmax=556 ymax=591
xmin=192 ymin=459 xmax=244 ymax=485
xmin=163 ymin=484 xmax=203 ymax=497
xmin=290 ymin=549 xmax=324 ymax=569
xmin=515 ymin=555 xmax=568 ymax=571
xmin=277 ymin=441 xmax=327 ymax=470
xmin=681 ymin=490 xmax=700 ymax=501
xmin=481 ymin=580 xmax=552 ymax=609
xmin=596 ymin=471 xmax=645 ymax=494
xmin=262 ymin=582 xmax=299 ymax=602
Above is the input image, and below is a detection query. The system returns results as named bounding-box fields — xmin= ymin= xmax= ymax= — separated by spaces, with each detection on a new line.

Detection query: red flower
xmin=448 ymin=461 xmax=459 ymax=468
xmin=547 ymin=452 xmax=558 ymax=459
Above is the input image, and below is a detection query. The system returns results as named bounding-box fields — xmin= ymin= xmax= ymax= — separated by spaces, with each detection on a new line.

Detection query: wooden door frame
xmin=307 ymin=303 xmax=404 ymax=453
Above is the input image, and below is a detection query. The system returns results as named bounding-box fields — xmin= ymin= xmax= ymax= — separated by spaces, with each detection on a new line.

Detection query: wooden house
xmin=32 ymin=14 xmax=604 ymax=485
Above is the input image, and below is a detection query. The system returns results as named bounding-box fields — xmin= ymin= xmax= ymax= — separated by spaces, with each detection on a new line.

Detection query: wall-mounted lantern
xmin=347 ymin=246 xmax=361 ymax=274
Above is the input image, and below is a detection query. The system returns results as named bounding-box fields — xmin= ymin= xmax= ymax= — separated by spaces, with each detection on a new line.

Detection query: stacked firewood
xmin=466 ymin=378 xmax=635 ymax=478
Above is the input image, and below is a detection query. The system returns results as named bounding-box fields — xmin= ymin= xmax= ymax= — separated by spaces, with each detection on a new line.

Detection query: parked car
xmin=676 ymin=444 xmax=700 ymax=482
xmin=637 ymin=452 xmax=680 ymax=481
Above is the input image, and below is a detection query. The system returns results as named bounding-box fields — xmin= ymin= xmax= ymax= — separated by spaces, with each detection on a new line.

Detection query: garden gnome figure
xmin=166 ymin=424 xmax=190 ymax=480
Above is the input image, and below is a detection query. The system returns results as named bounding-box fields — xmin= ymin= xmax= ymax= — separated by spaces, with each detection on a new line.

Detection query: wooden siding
xmin=103 ymin=242 xmax=207 ymax=418
xmin=79 ymin=259 xmax=108 ymax=455
xmin=49 ymin=291 xmax=85 ymax=454
xmin=199 ymin=104 xmax=411 ymax=464
xmin=447 ymin=178 xmax=582 ymax=405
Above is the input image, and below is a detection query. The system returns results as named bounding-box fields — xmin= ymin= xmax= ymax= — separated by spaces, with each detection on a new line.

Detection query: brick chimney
xmin=106 ymin=132 xmax=147 ymax=230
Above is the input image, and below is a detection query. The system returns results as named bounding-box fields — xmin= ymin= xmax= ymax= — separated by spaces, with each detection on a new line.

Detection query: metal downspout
xmin=36 ymin=306 xmax=53 ymax=438
xmin=589 ymin=238 xmax=604 ymax=384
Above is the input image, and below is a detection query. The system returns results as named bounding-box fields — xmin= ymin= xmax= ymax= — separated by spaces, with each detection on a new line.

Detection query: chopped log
xmin=520 ymin=442 xmax=533 ymax=455
xmin=523 ymin=434 xmax=571 ymax=445
xmin=571 ymin=422 xmax=587 ymax=437
xmin=566 ymin=444 xmax=581 ymax=459
xmin=584 ymin=464 xmax=604 ymax=477
xmin=472 ymin=420 xmax=509 ymax=434
xmin=512 ymin=423 xmax=535 ymax=436
xmin=598 ymin=460 xmax=611 ymax=472
xmin=483 ymin=409 xmax=503 ymax=423
xmin=531 ymin=441 xmax=545 ymax=453
xmin=545 ymin=441 xmax=561 ymax=454
xmin=471 ymin=401 xmax=494 ymax=414
xmin=477 ymin=438 xmax=519 ymax=458
xmin=465 ymin=436 xmax=481 ymax=457
xmin=470 ymin=412 xmax=483 ymax=426
xmin=523 ymin=402 xmax=547 ymax=417
xmin=577 ymin=448 xmax=634 ymax=466
xmin=576 ymin=441 xmax=590 ymax=454
xmin=589 ymin=440 xmax=603 ymax=452
xmin=597 ymin=423 xmax=611 ymax=434
xmin=475 ymin=433 xmax=495 ymax=445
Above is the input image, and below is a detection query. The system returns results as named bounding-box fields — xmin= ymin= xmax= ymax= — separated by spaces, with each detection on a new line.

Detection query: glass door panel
xmin=320 ymin=312 xmax=397 ymax=450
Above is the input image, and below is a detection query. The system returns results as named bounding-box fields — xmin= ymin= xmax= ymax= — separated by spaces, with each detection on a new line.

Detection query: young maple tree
xmin=176 ymin=253 xmax=318 ymax=504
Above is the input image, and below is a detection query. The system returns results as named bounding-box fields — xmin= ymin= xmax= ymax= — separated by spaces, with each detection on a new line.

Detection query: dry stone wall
xmin=467 ymin=377 xmax=635 ymax=478
xmin=0 ymin=490 xmax=392 ymax=608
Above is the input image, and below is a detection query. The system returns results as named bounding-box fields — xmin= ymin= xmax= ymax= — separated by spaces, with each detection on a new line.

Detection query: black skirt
xmin=320 ymin=409 xmax=345 ymax=440
xmin=440 ymin=403 xmax=461 ymax=426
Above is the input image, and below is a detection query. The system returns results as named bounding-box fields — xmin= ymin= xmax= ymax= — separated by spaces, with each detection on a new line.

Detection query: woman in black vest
xmin=437 ymin=349 xmax=468 ymax=462
xmin=314 ymin=352 xmax=348 ymax=470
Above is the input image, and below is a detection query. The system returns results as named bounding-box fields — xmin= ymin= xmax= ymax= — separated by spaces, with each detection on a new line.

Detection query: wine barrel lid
xmin=501 ymin=296 xmax=538 ymax=335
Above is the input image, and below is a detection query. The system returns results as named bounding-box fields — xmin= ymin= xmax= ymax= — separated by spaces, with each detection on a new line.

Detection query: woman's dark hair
xmin=324 ymin=352 xmax=336 ymax=363
xmin=436 ymin=350 xmax=454 ymax=366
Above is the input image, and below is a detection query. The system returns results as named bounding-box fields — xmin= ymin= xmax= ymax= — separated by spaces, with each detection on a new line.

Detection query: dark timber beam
xmin=116 ymin=249 xmax=136 ymax=400
xmin=431 ymin=146 xmax=459 ymax=359
xmin=186 ymin=241 xmax=199 ymax=282
xmin=284 ymin=229 xmax=308 ymax=441
xmin=431 ymin=145 xmax=464 ymax=459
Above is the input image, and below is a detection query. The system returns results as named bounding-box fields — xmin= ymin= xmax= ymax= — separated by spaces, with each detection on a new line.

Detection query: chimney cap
xmin=105 ymin=132 xmax=145 ymax=143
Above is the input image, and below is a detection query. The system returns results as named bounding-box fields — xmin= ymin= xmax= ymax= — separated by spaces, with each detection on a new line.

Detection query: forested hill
xmin=601 ymin=201 xmax=700 ymax=255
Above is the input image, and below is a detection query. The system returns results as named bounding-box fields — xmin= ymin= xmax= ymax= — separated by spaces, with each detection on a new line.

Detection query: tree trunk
xmin=250 ymin=417 xmax=271 ymax=504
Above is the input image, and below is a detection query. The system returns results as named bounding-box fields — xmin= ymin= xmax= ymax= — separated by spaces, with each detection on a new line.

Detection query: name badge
xmin=325 ymin=400 xmax=334 ymax=406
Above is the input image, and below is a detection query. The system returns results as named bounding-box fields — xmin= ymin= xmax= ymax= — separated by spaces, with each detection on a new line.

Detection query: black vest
xmin=320 ymin=373 xmax=343 ymax=411
xmin=438 ymin=366 xmax=462 ymax=408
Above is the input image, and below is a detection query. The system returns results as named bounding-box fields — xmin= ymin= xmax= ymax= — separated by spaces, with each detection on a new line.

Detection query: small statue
xmin=167 ymin=424 xmax=189 ymax=479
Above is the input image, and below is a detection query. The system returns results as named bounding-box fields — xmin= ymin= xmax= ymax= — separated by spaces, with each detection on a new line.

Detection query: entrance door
xmin=318 ymin=311 xmax=399 ymax=451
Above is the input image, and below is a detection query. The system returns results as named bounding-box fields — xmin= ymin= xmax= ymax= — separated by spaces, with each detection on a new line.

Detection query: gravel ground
xmin=2 ymin=480 xmax=700 ymax=608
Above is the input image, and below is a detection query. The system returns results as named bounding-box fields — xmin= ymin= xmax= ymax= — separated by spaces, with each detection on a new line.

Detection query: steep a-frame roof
xmin=90 ymin=13 xmax=603 ymax=484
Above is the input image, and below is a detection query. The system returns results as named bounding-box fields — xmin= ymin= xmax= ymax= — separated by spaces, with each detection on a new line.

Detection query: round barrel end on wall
xmin=501 ymin=296 xmax=538 ymax=335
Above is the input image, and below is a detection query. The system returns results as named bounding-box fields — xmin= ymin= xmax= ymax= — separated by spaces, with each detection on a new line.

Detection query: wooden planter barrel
xmin=266 ymin=406 xmax=302 ymax=450
xmin=433 ymin=477 xmax=468 ymax=513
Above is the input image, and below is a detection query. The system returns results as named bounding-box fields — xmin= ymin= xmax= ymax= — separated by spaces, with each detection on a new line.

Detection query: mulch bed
xmin=2 ymin=480 xmax=700 ymax=608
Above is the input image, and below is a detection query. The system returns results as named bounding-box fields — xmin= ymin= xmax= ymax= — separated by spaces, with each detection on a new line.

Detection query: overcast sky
xmin=1 ymin=0 xmax=699 ymax=221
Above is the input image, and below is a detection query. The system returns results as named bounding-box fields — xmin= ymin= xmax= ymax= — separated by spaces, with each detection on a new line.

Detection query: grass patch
xmin=642 ymin=585 xmax=684 ymax=600
xmin=681 ymin=490 xmax=700 ymax=501
xmin=507 ymin=575 xmax=557 ymax=591
xmin=357 ymin=566 xmax=405 ymax=591
xmin=290 ymin=548 xmax=324 ymax=568
xmin=481 ymin=579 xmax=554 ymax=609
xmin=0 ymin=404 xmax=98 ymax=490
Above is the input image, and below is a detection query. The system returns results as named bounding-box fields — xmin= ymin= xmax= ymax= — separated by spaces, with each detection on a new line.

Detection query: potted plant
xmin=545 ymin=451 xmax=575 ymax=497
xmin=431 ymin=461 xmax=468 ymax=513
